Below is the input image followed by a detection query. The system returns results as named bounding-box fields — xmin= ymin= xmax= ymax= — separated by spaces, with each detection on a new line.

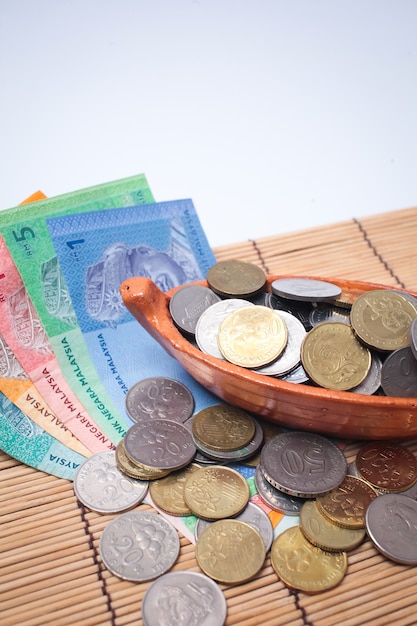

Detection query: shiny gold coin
xmin=350 ymin=289 xmax=417 ymax=352
xmin=149 ymin=463 xmax=200 ymax=516
xmin=316 ymin=474 xmax=378 ymax=529
xmin=270 ymin=525 xmax=348 ymax=594
xmin=300 ymin=500 xmax=366 ymax=552
xmin=183 ymin=465 xmax=250 ymax=520
xmin=192 ymin=404 xmax=255 ymax=452
xmin=195 ymin=519 xmax=266 ymax=584
xmin=218 ymin=305 xmax=288 ymax=368
xmin=300 ymin=321 xmax=371 ymax=391
xmin=206 ymin=259 xmax=266 ymax=298
xmin=119 ymin=441 xmax=172 ymax=480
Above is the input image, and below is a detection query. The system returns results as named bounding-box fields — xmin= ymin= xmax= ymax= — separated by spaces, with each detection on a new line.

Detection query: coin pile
xmin=170 ymin=259 xmax=417 ymax=395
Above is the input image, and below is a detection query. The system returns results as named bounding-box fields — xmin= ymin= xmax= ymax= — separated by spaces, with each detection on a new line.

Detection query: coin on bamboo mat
xmin=125 ymin=376 xmax=195 ymax=423
xmin=195 ymin=298 xmax=255 ymax=358
xmin=218 ymin=305 xmax=288 ymax=368
xmin=124 ymin=419 xmax=196 ymax=470
xmin=195 ymin=519 xmax=266 ymax=584
xmin=254 ymin=465 xmax=304 ymax=516
xmin=169 ymin=284 xmax=221 ymax=336
xmin=195 ymin=501 xmax=274 ymax=551
xmin=270 ymin=525 xmax=348 ymax=593
xmin=142 ymin=570 xmax=227 ymax=626
xmin=206 ymin=260 xmax=266 ymax=298
xmin=260 ymin=431 xmax=347 ymax=498
xmin=149 ymin=463 xmax=201 ymax=516
xmin=355 ymin=441 xmax=417 ymax=493
xmin=73 ymin=450 xmax=148 ymax=513
xmin=350 ymin=290 xmax=417 ymax=352
xmin=300 ymin=322 xmax=371 ymax=391
xmin=366 ymin=493 xmax=417 ymax=565
xmin=271 ymin=277 xmax=342 ymax=303
xmin=192 ymin=404 xmax=256 ymax=452
xmin=299 ymin=500 xmax=366 ymax=552
xmin=316 ymin=474 xmax=378 ymax=529
xmin=381 ymin=346 xmax=417 ymax=397
xmin=99 ymin=510 xmax=180 ymax=581
xmin=254 ymin=310 xmax=306 ymax=376
xmin=184 ymin=465 xmax=250 ymax=520
xmin=115 ymin=439 xmax=171 ymax=481
xmin=192 ymin=416 xmax=264 ymax=463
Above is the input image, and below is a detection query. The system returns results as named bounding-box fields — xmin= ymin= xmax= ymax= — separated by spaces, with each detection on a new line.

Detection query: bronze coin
xmin=356 ymin=441 xmax=417 ymax=492
xmin=206 ymin=260 xmax=266 ymax=298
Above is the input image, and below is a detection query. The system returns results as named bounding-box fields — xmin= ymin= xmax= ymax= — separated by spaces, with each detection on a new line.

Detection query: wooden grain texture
xmin=1 ymin=206 xmax=417 ymax=626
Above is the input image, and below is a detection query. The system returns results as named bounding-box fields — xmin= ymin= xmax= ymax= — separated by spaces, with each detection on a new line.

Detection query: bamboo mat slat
xmin=1 ymin=206 xmax=417 ymax=626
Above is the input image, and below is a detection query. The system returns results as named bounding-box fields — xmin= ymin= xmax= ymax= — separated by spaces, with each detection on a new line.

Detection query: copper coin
xmin=356 ymin=441 xmax=417 ymax=492
xmin=206 ymin=260 xmax=266 ymax=298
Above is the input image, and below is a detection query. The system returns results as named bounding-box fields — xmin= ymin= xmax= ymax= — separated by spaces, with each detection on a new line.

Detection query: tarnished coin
xmin=73 ymin=450 xmax=148 ymax=513
xmin=316 ymin=474 xmax=378 ymax=528
xmin=142 ymin=570 xmax=227 ymax=626
xmin=301 ymin=322 xmax=371 ymax=391
xmin=254 ymin=310 xmax=306 ymax=376
xmin=409 ymin=316 xmax=417 ymax=360
xmin=195 ymin=519 xmax=266 ymax=583
xmin=195 ymin=298 xmax=255 ymax=359
xmin=169 ymin=284 xmax=221 ymax=336
xmin=125 ymin=377 xmax=195 ymax=423
xmin=192 ymin=404 xmax=255 ymax=452
xmin=218 ymin=305 xmax=288 ymax=368
xmin=366 ymin=493 xmax=417 ymax=564
xmin=99 ymin=510 xmax=180 ymax=581
xmin=350 ymin=352 xmax=383 ymax=395
xmin=355 ymin=441 xmax=417 ymax=492
xmin=149 ymin=463 xmax=201 ymax=516
xmin=350 ymin=289 xmax=417 ymax=352
xmin=206 ymin=260 xmax=266 ymax=298
xmin=380 ymin=346 xmax=417 ymax=397
xmin=270 ymin=525 xmax=348 ymax=593
xmin=260 ymin=431 xmax=347 ymax=498
xmin=254 ymin=465 xmax=304 ymax=516
xmin=115 ymin=439 xmax=171 ymax=481
xmin=195 ymin=501 xmax=274 ymax=551
xmin=309 ymin=303 xmax=351 ymax=326
xmin=300 ymin=500 xmax=366 ymax=551
xmin=271 ymin=277 xmax=342 ymax=303
xmin=183 ymin=465 xmax=250 ymax=520
xmin=192 ymin=417 xmax=264 ymax=463
xmin=124 ymin=419 xmax=196 ymax=470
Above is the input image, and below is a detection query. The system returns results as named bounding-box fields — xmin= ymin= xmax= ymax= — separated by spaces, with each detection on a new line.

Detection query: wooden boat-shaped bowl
xmin=120 ymin=275 xmax=417 ymax=441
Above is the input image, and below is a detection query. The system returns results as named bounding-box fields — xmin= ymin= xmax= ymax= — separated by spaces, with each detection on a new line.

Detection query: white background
xmin=1 ymin=0 xmax=416 ymax=248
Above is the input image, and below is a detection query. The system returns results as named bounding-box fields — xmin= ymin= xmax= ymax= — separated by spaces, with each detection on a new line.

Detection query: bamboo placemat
xmin=2 ymin=205 xmax=417 ymax=626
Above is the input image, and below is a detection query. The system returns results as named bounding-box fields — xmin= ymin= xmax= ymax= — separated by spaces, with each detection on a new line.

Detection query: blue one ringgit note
xmin=47 ymin=200 xmax=219 ymax=424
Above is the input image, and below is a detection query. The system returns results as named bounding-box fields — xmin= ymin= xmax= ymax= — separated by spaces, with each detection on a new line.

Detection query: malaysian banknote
xmin=46 ymin=199 xmax=219 ymax=420
xmin=0 ymin=391 xmax=86 ymax=480
xmin=0 ymin=332 xmax=90 ymax=457
xmin=0 ymin=174 xmax=155 ymax=444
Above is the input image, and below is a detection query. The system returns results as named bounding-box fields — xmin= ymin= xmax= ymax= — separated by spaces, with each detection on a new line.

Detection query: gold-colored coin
xmin=316 ymin=474 xmax=378 ymax=529
xmin=206 ymin=260 xmax=266 ymax=298
xmin=218 ymin=305 xmax=288 ymax=368
xmin=195 ymin=519 xmax=266 ymax=584
xmin=350 ymin=289 xmax=417 ymax=352
xmin=192 ymin=404 xmax=255 ymax=452
xmin=149 ymin=463 xmax=200 ymax=516
xmin=117 ymin=440 xmax=172 ymax=480
xmin=270 ymin=525 xmax=348 ymax=594
xmin=300 ymin=500 xmax=366 ymax=552
xmin=183 ymin=465 xmax=250 ymax=520
xmin=300 ymin=321 xmax=371 ymax=391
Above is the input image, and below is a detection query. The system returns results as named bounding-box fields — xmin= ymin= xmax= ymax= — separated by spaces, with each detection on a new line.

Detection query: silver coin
xmin=194 ymin=500 xmax=274 ymax=551
xmin=409 ymin=317 xmax=417 ymax=361
xmin=350 ymin=352 xmax=383 ymax=395
xmin=280 ymin=363 xmax=310 ymax=384
xmin=266 ymin=291 xmax=313 ymax=330
xmin=309 ymin=303 xmax=351 ymax=326
xmin=124 ymin=419 xmax=196 ymax=470
xmin=73 ymin=450 xmax=148 ymax=513
xmin=192 ymin=417 xmax=264 ymax=463
xmin=142 ymin=570 xmax=227 ymax=626
xmin=169 ymin=285 xmax=221 ymax=336
xmin=254 ymin=310 xmax=306 ymax=376
xmin=381 ymin=346 xmax=417 ymax=397
xmin=365 ymin=493 xmax=417 ymax=565
xmin=195 ymin=298 xmax=254 ymax=359
xmin=271 ymin=278 xmax=342 ymax=303
xmin=125 ymin=376 xmax=195 ymax=423
xmin=260 ymin=431 xmax=347 ymax=498
xmin=99 ymin=510 xmax=180 ymax=581
xmin=254 ymin=465 xmax=304 ymax=515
